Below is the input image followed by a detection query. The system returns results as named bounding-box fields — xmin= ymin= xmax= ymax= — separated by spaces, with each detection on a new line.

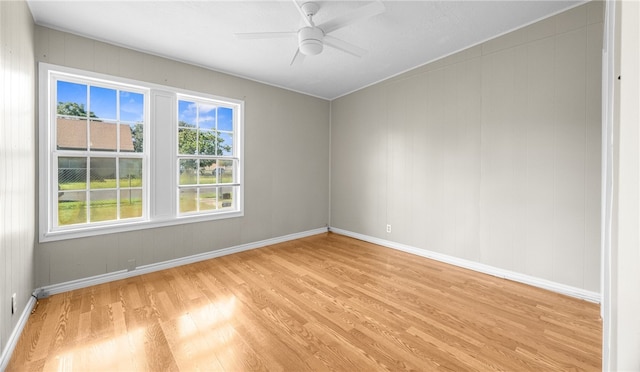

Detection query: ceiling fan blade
xmin=324 ymin=35 xmax=367 ymax=58
xmin=290 ymin=48 xmax=306 ymax=66
xmin=293 ymin=0 xmax=313 ymax=27
xmin=235 ymin=31 xmax=297 ymax=39
xmin=319 ymin=1 xmax=385 ymax=34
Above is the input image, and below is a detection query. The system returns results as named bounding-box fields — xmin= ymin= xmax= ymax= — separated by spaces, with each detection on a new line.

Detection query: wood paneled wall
xmin=331 ymin=2 xmax=603 ymax=293
xmin=0 ymin=0 xmax=36 ymax=359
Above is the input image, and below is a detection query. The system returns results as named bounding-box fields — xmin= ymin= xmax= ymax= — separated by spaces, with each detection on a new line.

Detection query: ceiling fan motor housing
xmin=299 ymin=26 xmax=324 ymax=55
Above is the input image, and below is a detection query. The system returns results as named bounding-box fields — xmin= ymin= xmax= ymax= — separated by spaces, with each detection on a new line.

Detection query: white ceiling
xmin=27 ymin=0 xmax=584 ymax=100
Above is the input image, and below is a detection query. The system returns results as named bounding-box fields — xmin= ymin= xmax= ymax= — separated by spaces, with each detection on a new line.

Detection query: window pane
xmin=219 ymin=187 xmax=234 ymax=209
xmin=120 ymin=189 xmax=142 ymax=219
xmin=58 ymin=191 xmax=86 ymax=225
xmin=199 ymin=187 xmax=217 ymax=211
xmin=178 ymin=128 xmax=198 ymax=154
xmin=218 ymin=159 xmax=234 ymax=184
xmin=178 ymin=100 xmax=196 ymax=127
xmin=200 ymin=160 xmax=216 ymax=185
xmin=179 ymin=188 xmax=197 ymax=213
xmin=179 ymin=159 xmax=197 ymax=185
xmin=198 ymin=103 xmax=216 ymax=130
xmin=218 ymin=107 xmax=233 ymax=131
xmin=219 ymin=132 xmax=233 ymax=156
xmin=210 ymin=161 xmax=225 ymax=183
xmin=90 ymin=120 xmax=117 ymax=152
xmin=129 ymin=123 xmax=143 ymax=153
xmin=90 ymin=158 xmax=116 ymax=189
xmin=57 ymin=81 xmax=88 ymax=118
xmin=90 ymin=86 xmax=117 ymax=120
xmin=57 ymin=118 xmax=87 ymax=150
xmin=198 ymin=130 xmax=217 ymax=155
xmin=58 ymin=157 xmax=87 ymax=190
xmin=119 ymin=158 xmax=143 ymax=188
xmin=120 ymin=91 xmax=144 ymax=122
xmin=90 ymin=190 xmax=117 ymax=222
xmin=119 ymin=124 xmax=135 ymax=152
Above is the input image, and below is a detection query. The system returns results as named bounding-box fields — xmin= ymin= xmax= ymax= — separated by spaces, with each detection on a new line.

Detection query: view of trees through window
xmin=177 ymin=99 xmax=237 ymax=214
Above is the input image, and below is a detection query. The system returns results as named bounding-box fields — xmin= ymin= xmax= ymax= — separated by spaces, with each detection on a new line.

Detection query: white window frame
xmin=176 ymin=94 xmax=241 ymax=216
xmin=39 ymin=63 xmax=244 ymax=242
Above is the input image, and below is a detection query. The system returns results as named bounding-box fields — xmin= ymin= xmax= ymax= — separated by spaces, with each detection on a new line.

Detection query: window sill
xmin=39 ymin=210 xmax=244 ymax=243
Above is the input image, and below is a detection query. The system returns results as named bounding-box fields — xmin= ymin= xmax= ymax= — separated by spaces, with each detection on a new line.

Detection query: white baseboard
xmin=36 ymin=227 xmax=329 ymax=298
xmin=330 ymin=227 xmax=601 ymax=303
xmin=0 ymin=295 xmax=37 ymax=372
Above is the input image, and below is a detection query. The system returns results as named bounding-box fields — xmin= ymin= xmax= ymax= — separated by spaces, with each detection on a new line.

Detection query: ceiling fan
xmin=235 ymin=1 xmax=385 ymax=65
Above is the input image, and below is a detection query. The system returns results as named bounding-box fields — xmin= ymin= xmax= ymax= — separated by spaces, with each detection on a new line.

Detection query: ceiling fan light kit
xmin=299 ymin=26 xmax=324 ymax=55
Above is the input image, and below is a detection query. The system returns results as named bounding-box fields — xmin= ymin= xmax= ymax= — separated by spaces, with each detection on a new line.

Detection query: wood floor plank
xmin=7 ymin=233 xmax=601 ymax=371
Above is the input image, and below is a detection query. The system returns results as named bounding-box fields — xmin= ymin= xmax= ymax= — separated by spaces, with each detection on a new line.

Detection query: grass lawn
xmin=179 ymin=173 xmax=233 ymax=185
xmin=179 ymin=189 xmax=233 ymax=213
xmin=58 ymin=175 xmax=234 ymax=224
xmin=58 ymin=198 xmax=143 ymax=225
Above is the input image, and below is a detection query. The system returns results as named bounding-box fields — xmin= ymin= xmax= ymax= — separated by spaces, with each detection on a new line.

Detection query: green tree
xmin=57 ymin=102 xmax=98 ymax=118
xmin=130 ymin=123 xmax=144 ymax=153
xmin=178 ymin=121 xmax=231 ymax=174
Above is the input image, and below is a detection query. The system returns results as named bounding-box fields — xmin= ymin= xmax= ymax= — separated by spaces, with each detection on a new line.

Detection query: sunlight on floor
xmin=178 ymin=296 xmax=237 ymax=338
xmin=49 ymin=296 xmax=238 ymax=370
xmin=53 ymin=328 xmax=146 ymax=372
xmin=172 ymin=295 xmax=239 ymax=369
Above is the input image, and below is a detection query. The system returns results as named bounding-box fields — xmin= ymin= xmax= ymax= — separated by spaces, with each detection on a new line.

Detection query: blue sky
xmin=57 ymin=80 xmax=144 ymax=122
xmin=57 ymin=80 xmax=234 ymax=131
xmin=178 ymin=100 xmax=234 ymax=131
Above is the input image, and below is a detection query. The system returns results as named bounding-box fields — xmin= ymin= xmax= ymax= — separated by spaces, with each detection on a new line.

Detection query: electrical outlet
xmin=127 ymin=259 xmax=136 ymax=271
xmin=11 ymin=293 xmax=16 ymax=315
xmin=386 ymin=224 xmax=392 ymax=233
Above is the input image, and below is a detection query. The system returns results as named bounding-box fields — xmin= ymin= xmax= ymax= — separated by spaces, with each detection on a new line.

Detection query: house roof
xmin=57 ymin=118 xmax=135 ymax=152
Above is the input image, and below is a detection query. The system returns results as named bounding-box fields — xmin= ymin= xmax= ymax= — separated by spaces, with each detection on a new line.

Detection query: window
xmin=177 ymin=97 xmax=239 ymax=214
xmin=39 ymin=64 xmax=244 ymax=242
xmin=52 ymin=78 xmax=146 ymax=228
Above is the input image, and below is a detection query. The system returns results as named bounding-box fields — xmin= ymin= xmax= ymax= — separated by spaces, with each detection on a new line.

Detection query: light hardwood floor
xmin=8 ymin=233 xmax=601 ymax=371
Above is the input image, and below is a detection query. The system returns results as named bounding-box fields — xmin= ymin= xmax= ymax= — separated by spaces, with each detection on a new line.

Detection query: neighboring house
xmin=56 ymin=117 xmax=135 ymax=152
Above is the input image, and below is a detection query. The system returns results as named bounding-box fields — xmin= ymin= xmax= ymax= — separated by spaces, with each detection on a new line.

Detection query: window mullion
xmin=116 ymin=88 xmax=120 ymax=220
xmin=86 ymin=156 xmax=91 ymax=224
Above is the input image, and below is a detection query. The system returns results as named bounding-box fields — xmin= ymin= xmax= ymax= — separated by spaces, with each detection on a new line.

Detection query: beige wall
xmin=331 ymin=2 xmax=603 ymax=292
xmin=0 ymin=0 xmax=36 ymax=358
xmin=33 ymin=27 xmax=330 ymax=287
